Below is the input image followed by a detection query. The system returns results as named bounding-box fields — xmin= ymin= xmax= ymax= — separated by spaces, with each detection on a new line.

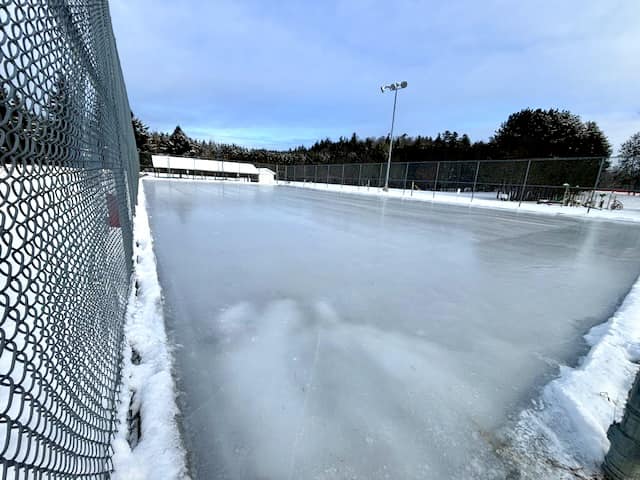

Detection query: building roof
xmin=151 ymin=155 xmax=260 ymax=175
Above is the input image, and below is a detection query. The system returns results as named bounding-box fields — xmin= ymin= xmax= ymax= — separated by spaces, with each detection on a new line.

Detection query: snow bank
xmin=111 ymin=182 xmax=188 ymax=480
xmin=282 ymin=181 xmax=640 ymax=224
xmin=504 ymin=276 xmax=640 ymax=478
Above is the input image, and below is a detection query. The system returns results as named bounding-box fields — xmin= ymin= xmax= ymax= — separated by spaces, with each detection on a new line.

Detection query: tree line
xmin=2 ymin=79 xmax=637 ymax=190
xmin=134 ymin=108 xmax=612 ymax=167
xmin=133 ymin=108 xmax=640 ymax=190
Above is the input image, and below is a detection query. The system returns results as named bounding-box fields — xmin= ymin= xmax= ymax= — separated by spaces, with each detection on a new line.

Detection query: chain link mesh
xmin=1 ymin=0 xmax=138 ymax=477
xmin=275 ymin=157 xmax=617 ymax=203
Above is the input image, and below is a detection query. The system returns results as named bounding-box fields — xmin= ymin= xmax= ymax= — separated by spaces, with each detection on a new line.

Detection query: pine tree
xmin=616 ymin=132 xmax=640 ymax=190
xmin=167 ymin=126 xmax=192 ymax=156
xmin=131 ymin=113 xmax=150 ymax=152
xmin=581 ymin=121 xmax=612 ymax=157
xmin=493 ymin=108 xmax=610 ymax=159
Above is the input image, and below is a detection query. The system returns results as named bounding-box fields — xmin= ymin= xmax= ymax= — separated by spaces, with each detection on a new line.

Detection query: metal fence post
xmin=587 ymin=158 xmax=605 ymax=214
xmin=471 ymin=161 xmax=480 ymax=202
xmin=433 ymin=161 xmax=441 ymax=200
xmin=314 ymin=164 xmax=318 ymax=183
xmin=327 ymin=165 xmax=330 ymax=185
xmin=358 ymin=164 xmax=362 ymax=187
xmin=604 ymin=370 xmax=640 ymax=479
xmin=342 ymin=164 xmax=345 ymax=187
xmin=519 ymin=159 xmax=532 ymax=207
xmin=403 ymin=162 xmax=409 ymax=193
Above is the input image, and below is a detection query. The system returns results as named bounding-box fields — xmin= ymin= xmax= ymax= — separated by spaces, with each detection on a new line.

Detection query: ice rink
xmin=144 ymin=179 xmax=640 ymax=479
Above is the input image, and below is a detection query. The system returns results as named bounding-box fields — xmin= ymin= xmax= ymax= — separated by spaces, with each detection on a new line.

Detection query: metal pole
xmin=433 ymin=161 xmax=440 ymax=200
xmin=314 ymin=164 xmax=318 ymax=183
xmin=341 ymin=164 xmax=345 ymax=187
xmin=587 ymin=158 xmax=605 ymax=214
xmin=471 ymin=161 xmax=480 ymax=202
xmin=383 ymin=88 xmax=398 ymax=191
xmin=403 ymin=162 xmax=409 ymax=193
xmin=358 ymin=164 xmax=362 ymax=187
xmin=519 ymin=159 xmax=532 ymax=207
xmin=604 ymin=370 xmax=640 ymax=480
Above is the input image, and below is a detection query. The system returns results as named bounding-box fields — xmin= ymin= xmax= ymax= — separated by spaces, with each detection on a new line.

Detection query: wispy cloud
xmin=110 ymin=0 xmax=640 ymax=151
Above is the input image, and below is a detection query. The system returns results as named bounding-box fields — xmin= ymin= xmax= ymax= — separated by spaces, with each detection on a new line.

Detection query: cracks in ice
xmin=287 ymin=322 xmax=323 ymax=480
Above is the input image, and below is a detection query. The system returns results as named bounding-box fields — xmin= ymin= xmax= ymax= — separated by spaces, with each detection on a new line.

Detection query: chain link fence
xmin=275 ymin=157 xmax=640 ymax=212
xmin=1 ymin=1 xmax=138 ymax=477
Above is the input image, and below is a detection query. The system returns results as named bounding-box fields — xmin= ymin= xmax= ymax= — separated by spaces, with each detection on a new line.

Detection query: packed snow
xmin=143 ymin=178 xmax=640 ymax=479
xmin=111 ymin=181 xmax=188 ymax=480
xmin=283 ymin=180 xmax=640 ymax=224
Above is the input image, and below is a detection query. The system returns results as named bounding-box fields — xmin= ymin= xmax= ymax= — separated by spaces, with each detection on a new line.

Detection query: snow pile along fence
xmin=0 ymin=1 xmax=138 ymax=477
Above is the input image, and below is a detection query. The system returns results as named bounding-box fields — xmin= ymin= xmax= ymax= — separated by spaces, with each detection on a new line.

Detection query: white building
xmin=151 ymin=155 xmax=274 ymax=183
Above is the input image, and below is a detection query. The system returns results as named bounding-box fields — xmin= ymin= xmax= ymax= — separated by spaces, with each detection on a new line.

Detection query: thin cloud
xmin=110 ymin=0 xmax=640 ymax=151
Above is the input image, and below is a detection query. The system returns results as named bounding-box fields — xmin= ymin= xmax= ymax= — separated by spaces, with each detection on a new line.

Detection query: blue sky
xmin=109 ymin=0 xmax=640 ymax=152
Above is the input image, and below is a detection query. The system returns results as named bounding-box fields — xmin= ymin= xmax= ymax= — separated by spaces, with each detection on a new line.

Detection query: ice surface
xmin=144 ymin=179 xmax=640 ymax=479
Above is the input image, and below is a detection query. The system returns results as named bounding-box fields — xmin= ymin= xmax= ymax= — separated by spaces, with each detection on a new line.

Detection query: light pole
xmin=380 ymin=81 xmax=408 ymax=191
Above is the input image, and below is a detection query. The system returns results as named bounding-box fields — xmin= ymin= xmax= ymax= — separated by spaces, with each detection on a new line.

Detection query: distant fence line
xmin=271 ymin=157 xmax=638 ymax=207
xmin=1 ymin=1 xmax=138 ymax=478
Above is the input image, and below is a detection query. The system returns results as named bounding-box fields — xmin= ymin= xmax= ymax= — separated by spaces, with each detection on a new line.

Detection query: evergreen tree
xmin=616 ymin=132 xmax=640 ymax=190
xmin=492 ymin=108 xmax=610 ymax=159
xmin=581 ymin=121 xmax=612 ymax=157
xmin=167 ymin=125 xmax=192 ymax=156
xmin=131 ymin=113 xmax=150 ymax=152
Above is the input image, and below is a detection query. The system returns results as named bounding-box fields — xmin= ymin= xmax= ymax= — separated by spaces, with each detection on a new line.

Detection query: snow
xmin=258 ymin=167 xmax=276 ymax=184
xmin=143 ymin=179 xmax=640 ymax=479
xmin=282 ymin=181 xmax=640 ymax=224
xmin=111 ymin=181 xmax=188 ymax=480
xmin=152 ymin=155 xmax=260 ymax=175
xmin=501 ymin=277 xmax=640 ymax=478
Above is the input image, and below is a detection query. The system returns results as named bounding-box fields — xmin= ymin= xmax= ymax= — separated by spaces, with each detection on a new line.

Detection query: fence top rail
xmin=278 ymin=156 xmax=609 ymax=168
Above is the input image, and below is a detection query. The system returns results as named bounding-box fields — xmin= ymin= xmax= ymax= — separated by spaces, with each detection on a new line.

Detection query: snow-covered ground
xmin=143 ymin=178 xmax=640 ymax=479
xmin=111 ymin=182 xmax=188 ymax=480
xmin=504 ymin=279 xmax=640 ymax=478
xmin=283 ymin=180 xmax=640 ymax=224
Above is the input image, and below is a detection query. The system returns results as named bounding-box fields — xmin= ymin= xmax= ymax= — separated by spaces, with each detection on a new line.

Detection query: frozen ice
xmin=143 ymin=179 xmax=640 ymax=479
